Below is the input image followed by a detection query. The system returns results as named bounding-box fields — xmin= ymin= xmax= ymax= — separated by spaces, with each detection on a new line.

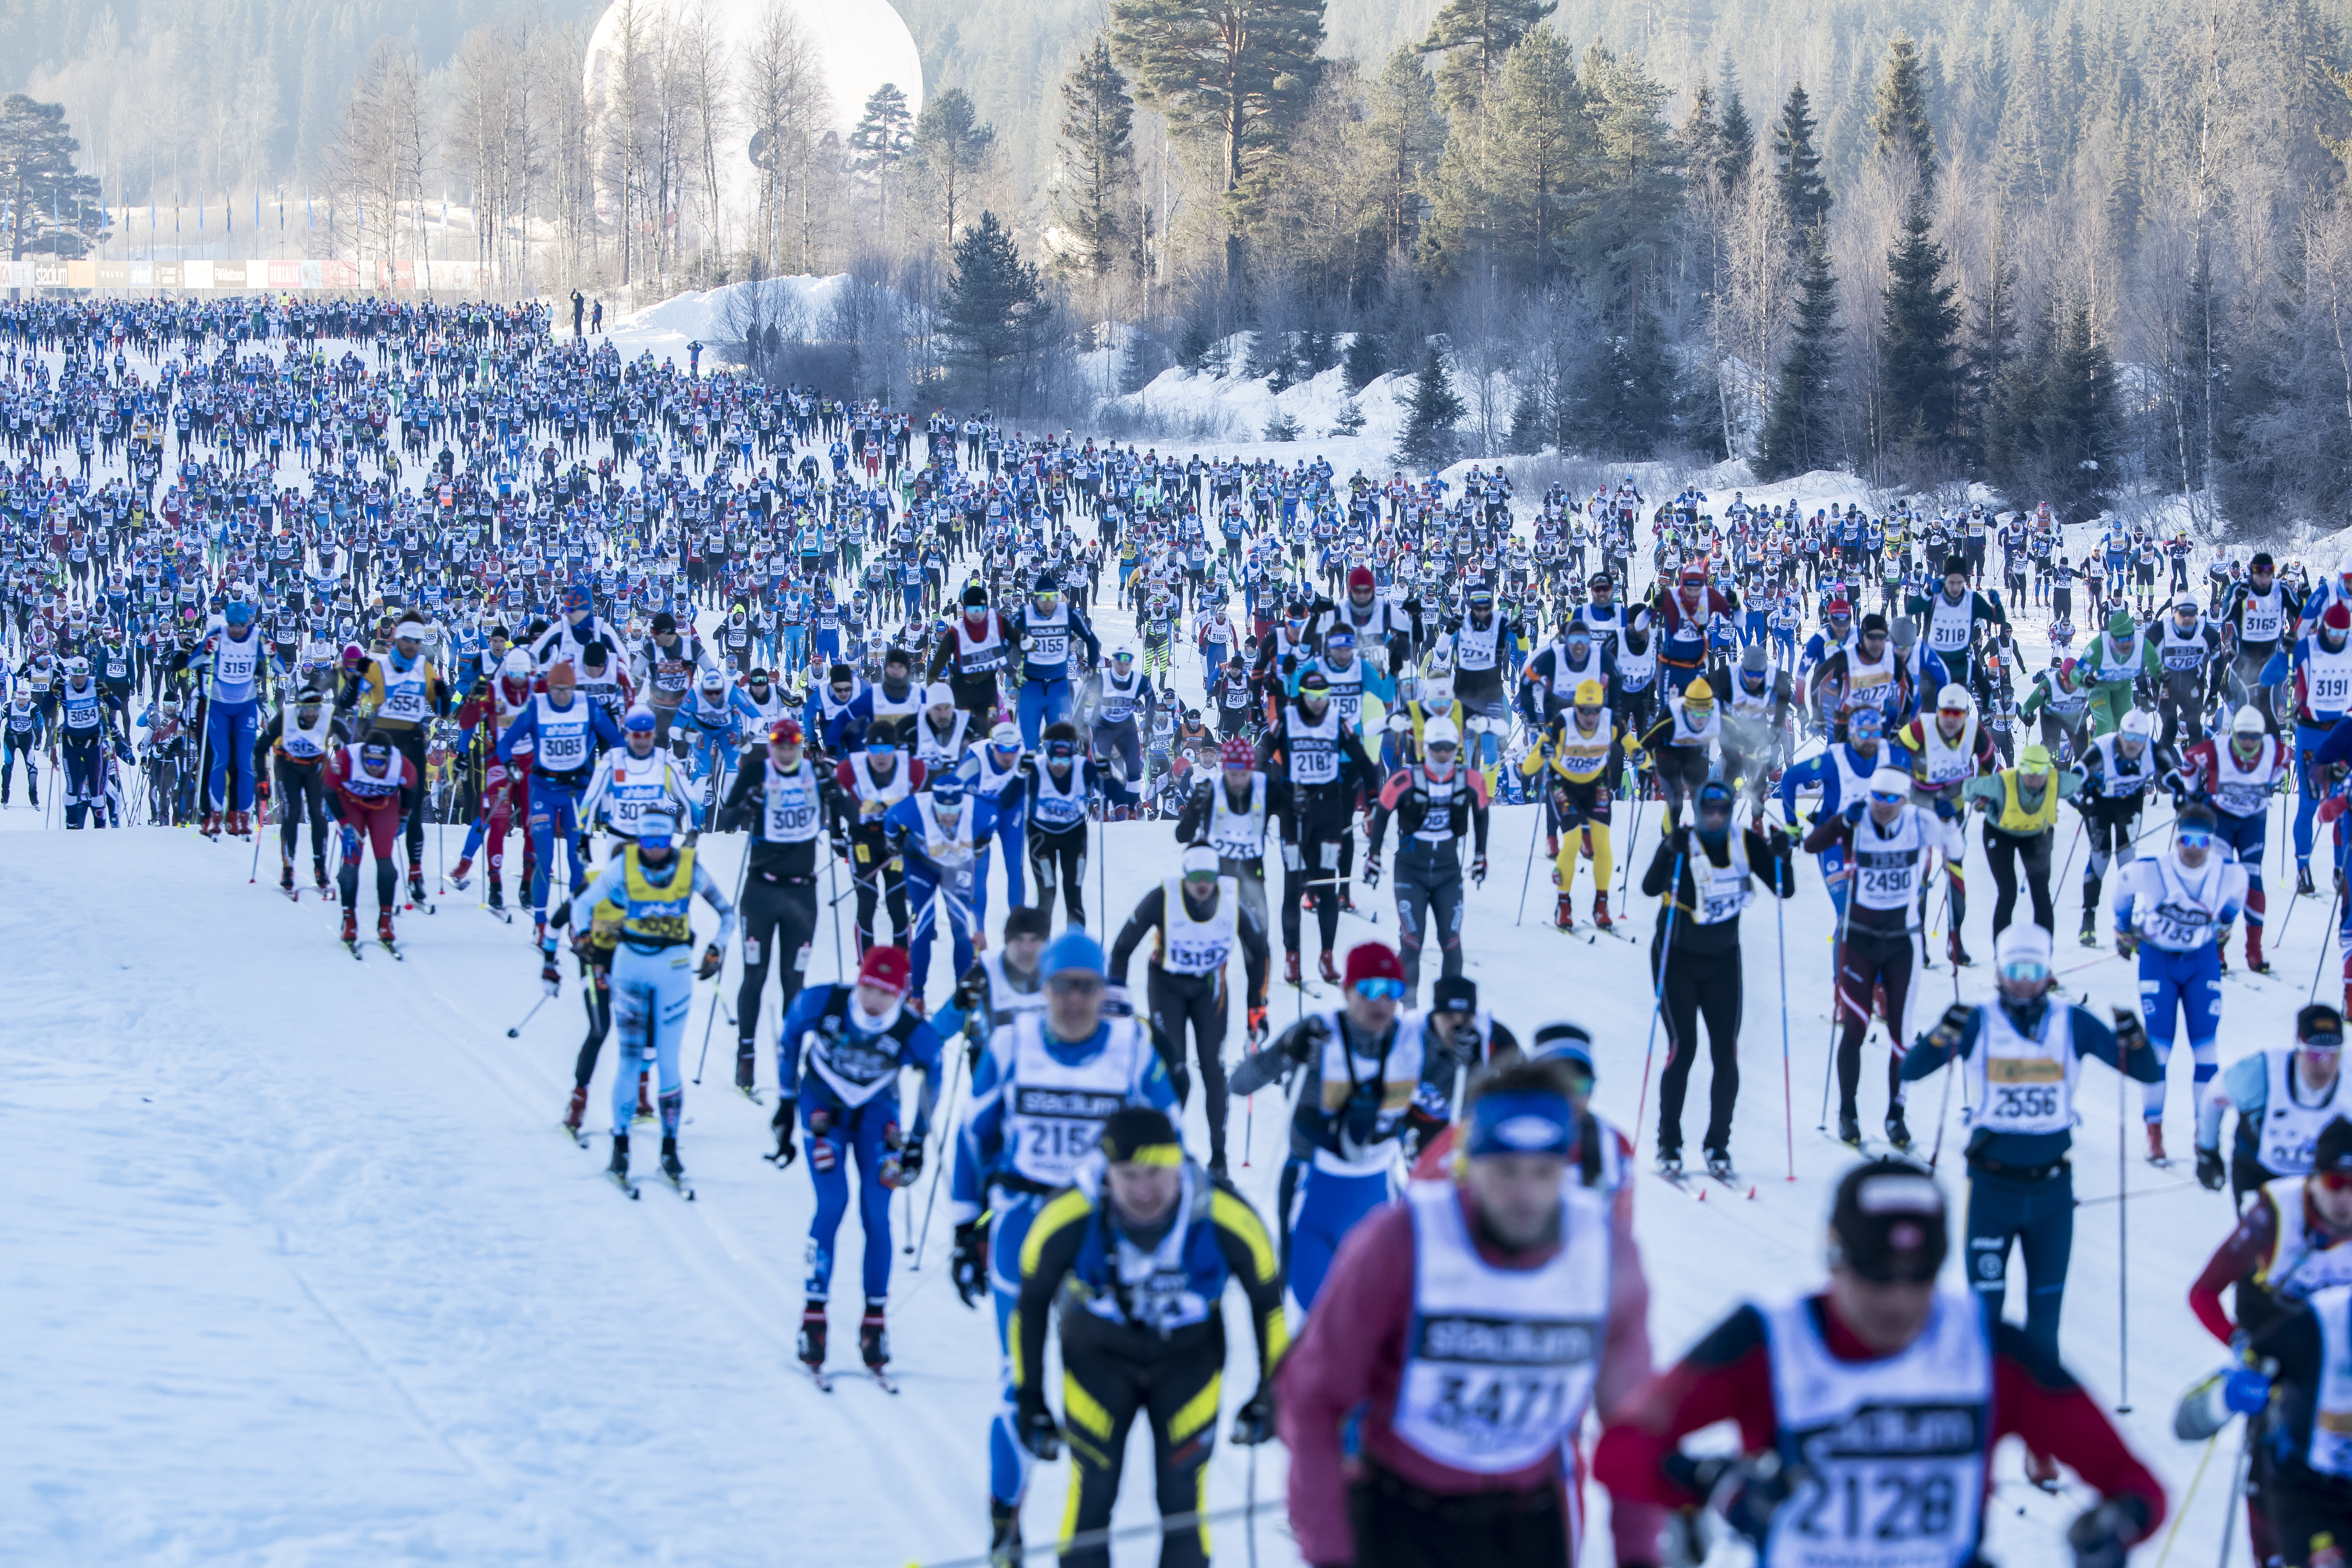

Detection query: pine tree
xmin=1682 ymin=82 xmax=1723 ymax=189
xmin=913 ymin=88 xmax=996 ymax=261
xmin=1878 ymin=194 xmax=1963 ymax=454
xmin=1870 ymin=32 xmax=1938 ymax=202
xmin=1717 ymin=55 xmax=1755 ymax=189
xmin=1757 ymin=226 xmax=1841 ymax=478
xmin=1962 ymin=225 xmax=2019 ymax=470
xmin=849 ymin=83 xmax=913 ymax=209
xmin=1772 ymin=83 xmax=1831 ymax=234
xmin=1053 ymin=38 xmax=1136 ymax=282
xmin=1419 ymin=0 xmax=1557 ymax=120
xmin=1109 ymin=0 xmax=1326 ymax=279
xmin=1590 ymin=309 xmax=1677 ymax=457
xmin=0 ymin=95 xmax=103 ymax=260
xmin=940 ymin=212 xmax=1048 ymax=407
xmin=1396 ymin=343 xmax=1466 ymax=468
xmin=1357 ymin=47 xmax=1446 ymax=258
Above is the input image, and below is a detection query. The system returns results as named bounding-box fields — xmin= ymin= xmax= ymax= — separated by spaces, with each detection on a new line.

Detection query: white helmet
xmin=2118 ymin=708 xmax=2156 ymax=741
xmin=1422 ymin=715 xmax=1461 ymax=750
xmin=924 ymin=681 xmax=956 ymax=710
xmin=1994 ymin=920 xmax=2054 ymax=975
xmin=500 ymin=648 xmax=532 ymax=681
xmin=2232 ymin=706 xmax=2268 ymax=737
xmin=1935 ymin=682 xmax=1972 ymax=713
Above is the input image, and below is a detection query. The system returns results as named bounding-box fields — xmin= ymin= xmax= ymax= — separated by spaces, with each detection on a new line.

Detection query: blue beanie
xmin=1042 ymin=929 xmax=1105 ymax=980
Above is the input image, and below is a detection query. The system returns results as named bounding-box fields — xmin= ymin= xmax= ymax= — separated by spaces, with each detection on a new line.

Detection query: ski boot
xmin=314 ymin=860 xmax=330 ymax=893
xmin=407 ymin=864 xmax=429 ymax=905
xmin=201 ymin=809 xmax=222 ymax=839
xmin=859 ymin=1302 xmax=891 ymax=1370
xmin=608 ymin=1132 xmax=631 ymax=1181
xmin=1656 ymin=1146 xmax=1683 ymax=1177
xmin=1592 ymin=892 xmax=1613 ymax=929
xmin=1837 ymin=1109 xmax=1864 ymax=1147
xmin=1546 ymin=831 xmax=1560 ymax=859
xmin=2079 ymin=915 xmax=2099 ymax=949
xmin=377 ymin=909 xmax=397 ymax=947
xmin=660 ymin=1136 xmax=685 ymax=1183
xmin=2300 ymin=860 xmax=2317 ymax=897
xmin=280 ymin=854 xmax=296 ymax=894
xmin=1553 ymin=892 xmax=1575 ymax=931
xmin=2147 ymin=1122 xmax=2168 ymax=1164
xmin=1705 ymin=1147 xmax=1733 ymax=1181
xmin=226 ymin=809 xmax=247 ymax=838
xmin=2248 ymin=929 xmax=2271 ymax=975
xmin=1947 ymin=929 xmax=1970 ymax=967
xmin=340 ymin=907 xmax=359 ymax=946
xmin=486 ymin=875 xmax=505 ymax=911
xmin=1318 ymin=949 xmax=1340 ymax=984
xmin=563 ymin=1085 xmax=588 ymax=1134
xmin=735 ymin=1045 xmax=757 ymax=1093
xmin=1885 ymin=1104 xmax=1913 ymax=1152
xmin=1284 ymin=950 xmax=1301 ymax=985
xmin=448 ymin=854 xmax=473 ymax=890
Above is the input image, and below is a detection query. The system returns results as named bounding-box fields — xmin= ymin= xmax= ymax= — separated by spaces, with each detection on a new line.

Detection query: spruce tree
xmin=940 ymin=212 xmax=1048 ymax=407
xmin=1396 ymin=344 xmax=1466 ymax=469
xmin=1757 ymin=227 xmax=1840 ymax=478
xmin=2042 ymin=298 xmax=2116 ymax=517
xmin=1717 ymin=58 xmax=1755 ymax=189
xmin=1343 ymin=326 xmax=1390 ymax=392
xmin=1053 ymin=40 xmax=1134 ymax=282
xmin=1772 ymin=83 xmax=1831 ymax=234
xmin=1878 ymin=195 xmax=1962 ymax=453
xmin=1870 ymin=33 xmax=1938 ymax=202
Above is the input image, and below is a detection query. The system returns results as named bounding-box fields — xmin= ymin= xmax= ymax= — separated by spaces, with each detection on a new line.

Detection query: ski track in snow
xmin=3 ymin=405 xmax=2309 ymax=1565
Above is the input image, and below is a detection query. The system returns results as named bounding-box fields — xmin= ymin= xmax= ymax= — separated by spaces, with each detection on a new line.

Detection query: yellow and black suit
xmin=1518 ymin=707 xmax=1622 ymax=908
xmin=1013 ymin=1158 xmax=1285 ymax=1568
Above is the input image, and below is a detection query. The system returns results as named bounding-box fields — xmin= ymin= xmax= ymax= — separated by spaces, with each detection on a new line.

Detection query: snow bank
xmin=603 ymin=275 xmax=864 ymax=368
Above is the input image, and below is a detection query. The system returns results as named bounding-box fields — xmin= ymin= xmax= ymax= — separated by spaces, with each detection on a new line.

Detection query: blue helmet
xmin=623 ymin=705 xmax=659 ymax=734
xmin=223 ymin=600 xmax=254 ymax=628
xmin=1041 ymin=928 xmax=1105 ymax=980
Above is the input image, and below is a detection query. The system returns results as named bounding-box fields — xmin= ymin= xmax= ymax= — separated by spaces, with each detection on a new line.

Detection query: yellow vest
xmin=612 ymin=844 xmax=697 ymax=946
xmin=1992 ymin=770 xmax=2060 ymax=836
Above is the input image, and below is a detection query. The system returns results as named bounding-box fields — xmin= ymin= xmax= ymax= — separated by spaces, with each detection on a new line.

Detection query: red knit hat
xmin=1348 ymin=566 xmax=1376 ymax=592
xmin=1220 ymin=735 xmax=1254 ymax=769
xmin=858 ymin=945 xmax=911 ymax=996
xmin=1343 ymin=942 xmax=1405 ymax=987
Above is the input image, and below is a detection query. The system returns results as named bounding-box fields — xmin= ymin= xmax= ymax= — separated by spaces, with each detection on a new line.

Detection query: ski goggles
xmin=1869 ymin=785 xmax=1909 ymax=804
xmin=1352 ymin=977 xmax=1408 ymax=1002
xmin=1046 ymin=972 xmax=1103 ymax=996
xmin=2174 ymin=827 xmax=2214 ymax=851
xmin=864 ymin=739 xmax=898 ymax=757
xmin=2318 ymin=1168 xmax=2352 ymax=1193
xmin=1045 ymin=740 xmax=1078 ymax=760
xmin=1996 ymin=957 xmax=2051 ymax=986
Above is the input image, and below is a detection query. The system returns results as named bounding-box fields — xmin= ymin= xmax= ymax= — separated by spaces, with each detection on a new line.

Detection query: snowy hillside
xmin=5 ymin=567 xmax=2297 ymax=1566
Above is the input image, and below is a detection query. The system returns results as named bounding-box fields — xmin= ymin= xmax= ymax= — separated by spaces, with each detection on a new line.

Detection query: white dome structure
xmin=583 ymin=0 xmax=923 ymax=223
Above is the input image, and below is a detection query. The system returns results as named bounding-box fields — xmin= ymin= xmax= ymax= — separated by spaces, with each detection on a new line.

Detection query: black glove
xmin=2196 ymin=1145 xmax=2226 ymax=1192
xmin=1015 ymin=1390 xmax=1062 ymax=1459
xmin=2067 ymin=1498 xmax=2145 ymax=1568
xmin=1231 ymin=1383 xmax=1276 ymax=1445
xmin=951 ymin=1219 xmax=989 ymax=1308
xmin=696 ymin=943 xmax=723 ymax=980
xmin=1683 ymin=1453 xmax=1794 ymax=1547
xmin=897 ymin=1135 xmax=926 ymax=1183
xmin=764 ymin=1098 xmax=798 ymax=1167
xmin=2111 ymin=1005 xmax=2148 ymax=1055
xmin=1924 ymin=1002 xmax=1972 ymax=1053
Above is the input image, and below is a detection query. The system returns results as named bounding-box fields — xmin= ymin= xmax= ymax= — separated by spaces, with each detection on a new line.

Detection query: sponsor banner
xmin=95 ymin=261 xmax=129 ymax=288
xmin=66 ymin=260 xmax=95 ymax=289
xmin=182 ymin=259 xmax=212 ymax=288
xmin=128 ymin=261 xmax=152 ymax=287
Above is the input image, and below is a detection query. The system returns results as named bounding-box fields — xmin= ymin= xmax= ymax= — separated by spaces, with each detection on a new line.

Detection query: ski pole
xmin=1514 ymin=790 xmax=1543 ymax=926
xmin=1819 ymin=866 xmax=1857 ymax=1128
xmin=907 ymin=1043 xmax=967 ymax=1268
xmin=1631 ymin=847 xmax=1685 ymax=1148
xmin=2313 ymin=877 xmax=2345 ymax=1005
xmin=505 ymin=994 xmax=549 ymax=1038
xmin=692 ymin=844 xmax=754 ymax=1085
xmin=1775 ymin=882 xmax=1794 ymax=1181
xmin=2117 ymin=1039 xmax=2132 ymax=1414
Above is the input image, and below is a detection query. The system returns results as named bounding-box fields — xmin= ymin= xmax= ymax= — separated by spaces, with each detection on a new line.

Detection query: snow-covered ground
xmin=4 ymin=546 xmax=2301 ymax=1568
xmin=602 ymin=274 xmax=868 ymax=369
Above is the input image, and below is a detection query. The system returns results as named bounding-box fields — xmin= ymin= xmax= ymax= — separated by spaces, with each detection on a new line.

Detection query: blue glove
xmin=1841 ymin=798 xmax=1867 ymax=824
xmin=2224 ymin=1368 xmax=2272 ymax=1415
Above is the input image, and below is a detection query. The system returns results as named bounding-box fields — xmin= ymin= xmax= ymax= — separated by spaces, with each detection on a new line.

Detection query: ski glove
xmin=1679 ymin=1452 xmax=1793 ymax=1547
xmin=895 ymin=1137 xmax=925 ymax=1184
xmin=1015 ymin=1391 xmax=1062 ymax=1459
xmin=765 ymin=1099 xmax=798 ymax=1167
xmin=1923 ymin=1002 xmax=1973 ymax=1054
xmin=697 ymin=943 xmax=724 ymax=980
xmin=2066 ymin=1498 xmax=2148 ymax=1568
xmin=1362 ymin=851 xmax=1382 ymax=890
xmin=2116 ymin=930 xmax=2140 ymax=959
xmin=2196 ymin=1145 xmax=2226 ymax=1192
xmin=1230 ymin=1384 xmax=1276 ymax=1445
xmin=2111 ymin=1005 xmax=2148 ymax=1056
xmin=951 ymin=1220 xmax=988 ymax=1308
xmin=1247 ymin=1005 xmax=1268 ymax=1048
xmin=1472 ymin=853 xmax=1487 ymax=886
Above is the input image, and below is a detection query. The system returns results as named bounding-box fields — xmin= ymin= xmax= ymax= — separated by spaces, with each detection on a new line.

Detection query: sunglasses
xmin=1997 ymin=960 xmax=2051 ymax=985
xmin=2320 ymin=1169 xmax=2352 ymax=1193
xmin=1046 ymin=742 xmax=1077 ymax=759
xmin=1353 ymin=978 xmax=1407 ymax=1002
xmin=1869 ymin=789 xmax=1907 ymax=805
xmin=2176 ymin=829 xmax=2214 ymax=850
xmin=866 ymin=741 xmax=899 ymax=755
xmin=1048 ymin=974 xmax=1103 ymax=996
